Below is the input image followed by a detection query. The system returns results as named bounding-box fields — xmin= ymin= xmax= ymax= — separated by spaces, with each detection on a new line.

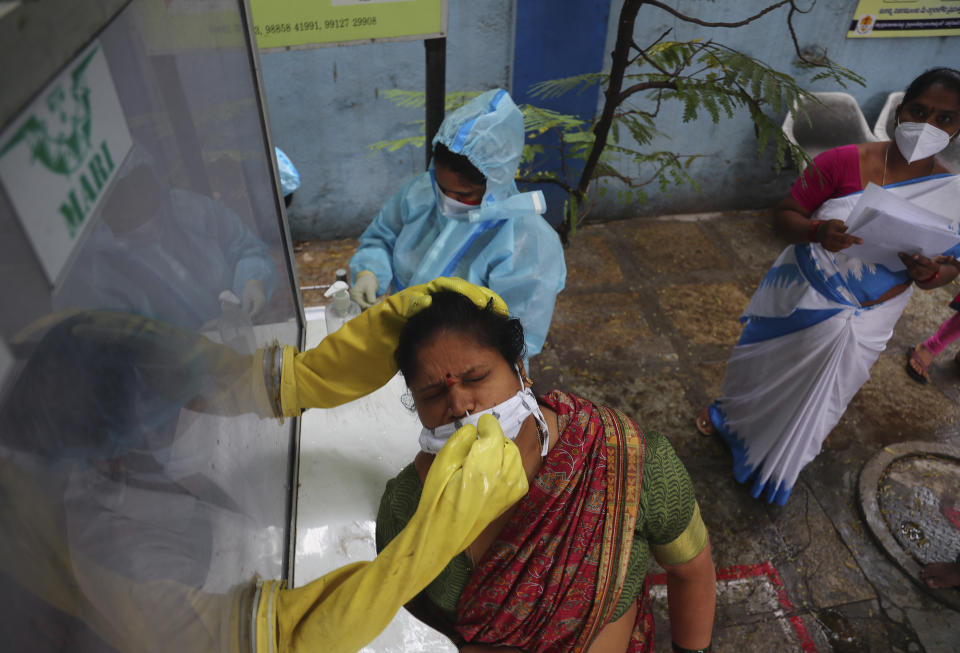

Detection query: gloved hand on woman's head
xmin=278 ymin=277 xmax=508 ymax=416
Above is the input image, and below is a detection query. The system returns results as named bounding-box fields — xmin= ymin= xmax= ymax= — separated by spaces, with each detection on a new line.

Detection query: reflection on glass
xmin=0 ymin=1 xmax=299 ymax=651
xmin=54 ymin=160 xmax=278 ymax=352
xmin=0 ymin=310 xmax=275 ymax=652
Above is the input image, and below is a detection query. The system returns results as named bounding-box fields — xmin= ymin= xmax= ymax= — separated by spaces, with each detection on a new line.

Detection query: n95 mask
xmin=895 ymin=121 xmax=952 ymax=163
xmin=418 ymin=366 xmax=549 ymax=457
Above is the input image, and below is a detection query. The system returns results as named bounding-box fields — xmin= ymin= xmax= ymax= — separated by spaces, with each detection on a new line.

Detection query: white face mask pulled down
xmin=894 ymin=121 xmax=954 ymax=163
xmin=418 ymin=365 xmax=549 ymax=457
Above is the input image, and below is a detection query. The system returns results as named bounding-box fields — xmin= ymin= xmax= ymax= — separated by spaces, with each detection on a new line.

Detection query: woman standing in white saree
xmin=697 ymin=68 xmax=960 ymax=505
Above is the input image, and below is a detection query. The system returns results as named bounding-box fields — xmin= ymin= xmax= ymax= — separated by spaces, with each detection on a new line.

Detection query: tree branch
xmin=637 ymin=28 xmax=672 ymax=56
xmin=787 ymin=5 xmax=820 ymax=65
xmin=618 ymin=80 xmax=678 ymax=105
xmin=556 ymin=0 xmax=848 ymax=242
xmin=574 ymin=0 xmax=643 ymax=204
xmin=515 ymin=175 xmax=575 ymax=194
xmin=643 ymin=0 xmax=793 ymax=28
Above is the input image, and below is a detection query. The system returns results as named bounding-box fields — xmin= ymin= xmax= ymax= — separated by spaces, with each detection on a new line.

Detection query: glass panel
xmin=0 ymin=2 xmax=299 ymax=651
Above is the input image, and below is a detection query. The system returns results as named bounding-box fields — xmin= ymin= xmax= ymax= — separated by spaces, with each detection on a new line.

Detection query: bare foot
xmin=696 ymin=407 xmax=715 ymax=436
xmin=919 ymin=561 xmax=960 ymax=589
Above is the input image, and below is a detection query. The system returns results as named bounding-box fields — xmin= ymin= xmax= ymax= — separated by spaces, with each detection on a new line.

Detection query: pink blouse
xmin=789 ymin=144 xmax=862 ymax=212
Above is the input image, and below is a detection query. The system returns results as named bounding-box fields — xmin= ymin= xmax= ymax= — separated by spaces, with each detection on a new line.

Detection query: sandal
xmin=906 ymin=345 xmax=931 ymax=384
xmin=696 ymin=407 xmax=716 ymax=436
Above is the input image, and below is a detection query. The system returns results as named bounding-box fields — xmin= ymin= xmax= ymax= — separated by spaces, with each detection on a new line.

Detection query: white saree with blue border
xmin=709 ymin=174 xmax=960 ymax=505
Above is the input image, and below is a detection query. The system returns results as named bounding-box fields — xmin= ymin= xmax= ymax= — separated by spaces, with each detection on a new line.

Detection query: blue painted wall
xmin=261 ymin=0 xmax=958 ymax=239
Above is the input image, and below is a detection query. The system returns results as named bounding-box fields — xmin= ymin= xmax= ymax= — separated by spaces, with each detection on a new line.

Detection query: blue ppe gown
xmin=350 ymin=89 xmax=566 ymax=358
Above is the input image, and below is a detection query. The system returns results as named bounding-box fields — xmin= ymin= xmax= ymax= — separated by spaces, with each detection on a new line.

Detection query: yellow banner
xmin=249 ymin=0 xmax=445 ymax=50
xmin=849 ymin=0 xmax=960 ymax=37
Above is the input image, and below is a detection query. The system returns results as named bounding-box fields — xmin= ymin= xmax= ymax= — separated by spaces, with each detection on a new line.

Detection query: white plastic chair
xmin=874 ymin=91 xmax=903 ymax=141
xmin=781 ymin=91 xmax=878 ymax=162
xmin=875 ymin=90 xmax=960 ymax=172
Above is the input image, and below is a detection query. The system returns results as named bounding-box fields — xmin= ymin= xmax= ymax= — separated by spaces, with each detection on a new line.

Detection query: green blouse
xmin=375 ymin=430 xmax=704 ymax=623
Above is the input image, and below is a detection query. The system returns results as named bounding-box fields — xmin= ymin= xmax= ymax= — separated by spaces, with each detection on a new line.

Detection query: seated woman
xmin=376 ymin=291 xmax=716 ymax=652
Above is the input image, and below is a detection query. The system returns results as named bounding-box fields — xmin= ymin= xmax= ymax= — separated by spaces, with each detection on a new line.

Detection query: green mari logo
xmin=0 ymin=46 xmax=117 ymax=237
xmin=1 ymin=47 xmax=98 ymax=175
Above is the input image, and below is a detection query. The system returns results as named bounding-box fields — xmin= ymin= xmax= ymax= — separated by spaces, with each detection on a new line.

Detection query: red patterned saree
xmin=456 ymin=390 xmax=654 ymax=652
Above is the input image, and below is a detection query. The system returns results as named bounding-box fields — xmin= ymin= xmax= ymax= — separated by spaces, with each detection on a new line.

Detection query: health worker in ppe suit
xmin=349 ymin=88 xmax=566 ymax=359
xmin=0 ymin=278 xmax=527 ymax=653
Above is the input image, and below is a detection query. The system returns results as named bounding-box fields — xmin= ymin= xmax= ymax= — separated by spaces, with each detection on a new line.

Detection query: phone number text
xmin=253 ymin=16 xmax=377 ymax=36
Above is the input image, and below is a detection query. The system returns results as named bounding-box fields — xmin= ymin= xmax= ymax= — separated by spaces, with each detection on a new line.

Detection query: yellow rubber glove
xmin=256 ymin=414 xmax=528 ymax=653
xmin=279 ymin=277 xmax=507 ymax=416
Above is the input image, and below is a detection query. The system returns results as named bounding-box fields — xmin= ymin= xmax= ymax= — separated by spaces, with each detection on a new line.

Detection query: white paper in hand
xmin=844 ymin=184 xmax=960 ymax=270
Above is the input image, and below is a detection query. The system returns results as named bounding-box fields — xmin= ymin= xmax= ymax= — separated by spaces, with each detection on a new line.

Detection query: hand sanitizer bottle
xmin=324 ymin=280 xmax=361 ymax=334
xmin=217 ymin=290 xmax=256 ymax=353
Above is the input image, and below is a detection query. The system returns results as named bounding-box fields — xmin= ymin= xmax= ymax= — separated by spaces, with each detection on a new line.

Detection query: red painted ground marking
xmin=943 ymin=505 xmax=960 ymax=531
xmin=647 ymin=561 xmax=817 ymax=652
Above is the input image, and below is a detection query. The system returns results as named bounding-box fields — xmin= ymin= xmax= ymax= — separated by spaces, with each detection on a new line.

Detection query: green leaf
xmin=366 ymin=135 xmax=424 ymax=153
xmin=564 ymin=131 xmax=596 ymax=144
xmin=380 ymin=89 xmax=425 ymax=108
xmin=750 ymin=63 xmax=764 ymax=98
xmin=763 ymin=71 xmax=782 ymax=114
xmin=521 ymin=105 xmax=586 ymax=135
xmin=702 ymin=92 xmax=720 ymax=123
xmin=529 ymin=73 xmax=606 ymax=99
xmin=682 ymin=93 xmax=697 ymax=122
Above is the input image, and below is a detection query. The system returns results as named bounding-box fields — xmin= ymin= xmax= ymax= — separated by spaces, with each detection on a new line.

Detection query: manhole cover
xmin=879 ymin=456 xmax=960 ymax=565
xmin=859 ymin=441 xmax=960 ymax=611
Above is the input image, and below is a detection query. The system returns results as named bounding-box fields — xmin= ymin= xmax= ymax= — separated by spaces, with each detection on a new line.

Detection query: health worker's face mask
xmin=894 ymin=120 xmax=953 ymax=163
xmin=418 ymin=365 xmax=549 ymax=457
xmin=434 ymin=179 xmax=482 ymax=218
